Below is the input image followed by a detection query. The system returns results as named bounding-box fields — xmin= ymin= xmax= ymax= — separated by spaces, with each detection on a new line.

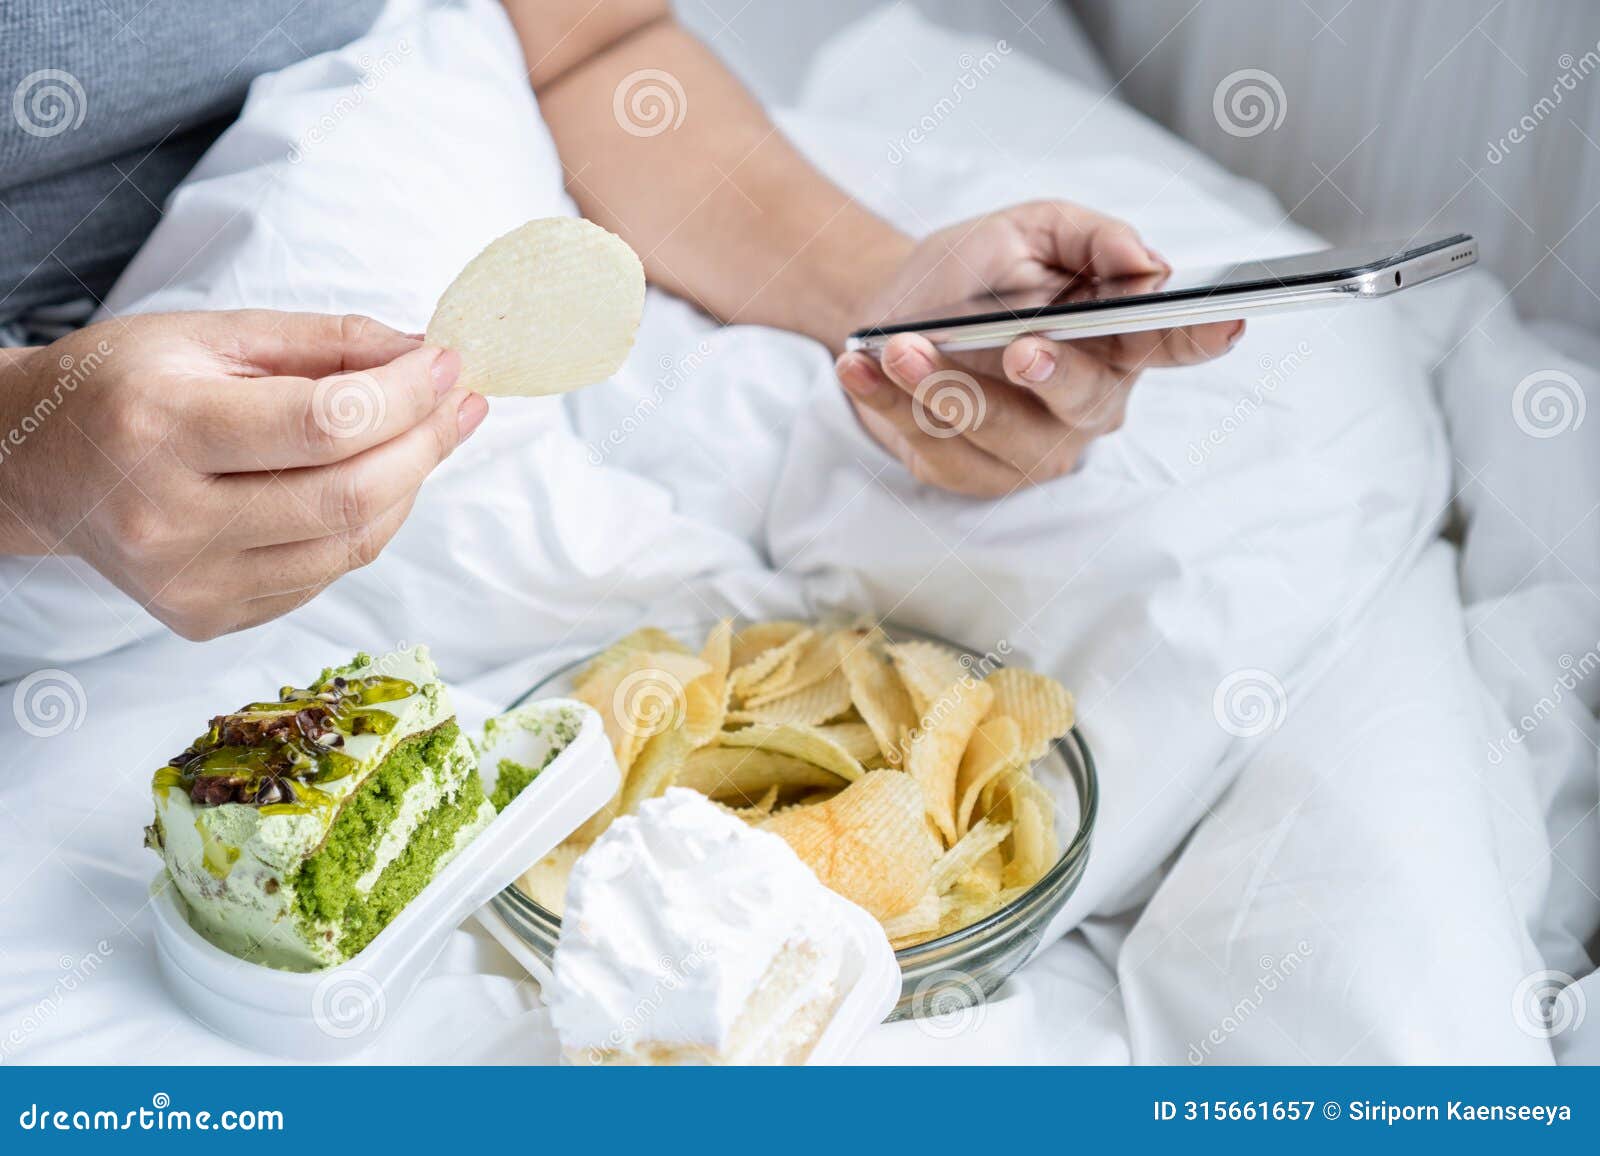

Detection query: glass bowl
xmin=488 ymin=620 xmax=1097 ymax=1021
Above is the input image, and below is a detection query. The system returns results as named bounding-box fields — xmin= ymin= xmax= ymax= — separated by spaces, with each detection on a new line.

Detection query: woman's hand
xmin=0 ymin=310 xmax=486 ymax=639
xmin=836 ymin=201 xmax=1243 ymax=497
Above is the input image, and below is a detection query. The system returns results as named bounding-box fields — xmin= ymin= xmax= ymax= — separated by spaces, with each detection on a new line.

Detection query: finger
xmin=191 ymin=310 xmax=425 ymax=378
xmin=228 ymin=583 xmax=334 ymax=635
xmin=239 ymin=485 xmax=420 ymax=599
xmin=203 ymin=388 xmax=485 ymax=547
xmin=874 ymin=336 xmax=1081 ymax=478
xmin=999 ymin=336 xmax=1135 ymax=433
xmin=1067 ymin=318 xmax=1245 ymax=372
xmin=1000 ymin=201 xmax=1166 ymax=281
xmin=838 ymin=354 xmax=1027 ymax=498
xmin=181 ymin=346 xmax=463 ymax=472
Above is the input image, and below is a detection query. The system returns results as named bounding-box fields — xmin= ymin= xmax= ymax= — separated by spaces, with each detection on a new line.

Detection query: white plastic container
xmin=150 ymin=698 xmax=618 ymax=1060
xmin=475 ymin=881 xmax=903 ymax=1065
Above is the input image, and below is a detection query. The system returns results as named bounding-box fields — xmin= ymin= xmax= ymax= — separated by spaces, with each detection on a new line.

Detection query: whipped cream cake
xmin=549 ymin=788 xmax=855 ymax=1064
xmin=145 ymin=646 xmax=496 ymax=971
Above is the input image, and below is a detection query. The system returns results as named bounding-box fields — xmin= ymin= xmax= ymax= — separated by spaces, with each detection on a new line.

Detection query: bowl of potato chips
xmin=490 ymin=618 xmax=1097 ymax=1021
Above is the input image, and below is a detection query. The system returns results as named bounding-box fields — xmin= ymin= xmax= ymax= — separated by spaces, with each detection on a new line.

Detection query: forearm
xmin=510 ymin=6 xmax=912 ymax=352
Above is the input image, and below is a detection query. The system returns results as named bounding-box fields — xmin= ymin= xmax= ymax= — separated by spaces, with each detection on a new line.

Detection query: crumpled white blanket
xmin=1 ymin=0 xmax=1594 ymax=1065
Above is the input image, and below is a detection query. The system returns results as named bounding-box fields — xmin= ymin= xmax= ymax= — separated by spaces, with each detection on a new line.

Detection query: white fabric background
xmin=0 ymin=1 xmax=1594 ymax=1064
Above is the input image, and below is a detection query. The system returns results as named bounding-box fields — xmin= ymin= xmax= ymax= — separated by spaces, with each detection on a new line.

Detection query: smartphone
xmin=846 ymin=232 xmax=1477 ymax=354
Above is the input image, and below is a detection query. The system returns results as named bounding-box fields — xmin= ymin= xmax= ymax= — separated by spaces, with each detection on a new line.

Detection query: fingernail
xmin=1020 ymin=347 xmax=1056 ymax=383
xmin=457 ymin=391 xmax=488 ymax=439
xmin=404 ymin=331 xmax=426 ymax=341
xmin=1225 ymin=320 xmax=1246 ymax=348
xmin=430 ymin=348 xmax=461 ymax=395
xmin=1146 ymin=248 xmax=1171 ymax=273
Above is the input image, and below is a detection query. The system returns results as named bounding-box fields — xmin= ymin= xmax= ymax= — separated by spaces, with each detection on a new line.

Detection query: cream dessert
xmin=548 ymin=788 xmax=861 ymax=1065
xmin=145 ymin=646 xmax=496 ymax=971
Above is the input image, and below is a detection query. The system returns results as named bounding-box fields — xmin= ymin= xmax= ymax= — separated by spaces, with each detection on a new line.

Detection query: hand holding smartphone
xmin=847 ymin=233 xmax=1476 ymax=354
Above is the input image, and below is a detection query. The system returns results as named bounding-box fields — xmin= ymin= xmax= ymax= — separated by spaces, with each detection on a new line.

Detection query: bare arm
xmin=504 ymin=0 xmax=911 ymax=353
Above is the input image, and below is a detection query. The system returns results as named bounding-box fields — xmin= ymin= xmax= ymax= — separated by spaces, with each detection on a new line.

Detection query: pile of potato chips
xmin=517 ymin=620 xmax=1075 ymax=949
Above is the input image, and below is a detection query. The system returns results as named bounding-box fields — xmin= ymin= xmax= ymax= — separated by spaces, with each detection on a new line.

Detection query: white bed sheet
xmin=1 ymin=1 xmax=1593 ymax=1065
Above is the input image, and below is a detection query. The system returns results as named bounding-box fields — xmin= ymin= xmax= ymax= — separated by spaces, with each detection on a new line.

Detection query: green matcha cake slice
xmin=145 ymin=646 xmax=496 ymax=972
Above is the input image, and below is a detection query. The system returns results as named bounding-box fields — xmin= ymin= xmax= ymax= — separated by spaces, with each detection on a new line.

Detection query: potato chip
xmin=728 ymin=629 xmax=814 ymax=702
xmin=761 ymin=771 xmax=937 ymax=922
xmin=906 ymin=677 xmax=994 ymax=846
xmin=887 ymin=640 xmax=968 ymax=718
xmin=719 ymin=721 xmax=866 ymax=781
xmin=983 ymin=667 xmax=1075 ymax=761
xmin=682 ymin=619 xmax=733 ymax=745
xmin=729 ymin=620 xmax=809 ymax=669
xmin=726 ymin=669 xmax=853 ymax=727
xmin=517 ymin=842 xmax=586 ymax=916
xmin=619 ymin=726 xmax=694 ymax=815
xmin=576 ymin=649 xmax=710 ymax=772
xmin=674 ymin=746 xmax=846 ymax=803
xmin=954 ymin=715 xmax=1023 ymax=839
xmin=744 ymin=630 xmax=846 ymax=705
xmin=882 ymin=885 xmax=940 ymax=945
xmin=931 ymin=817 xmax=1012 ymax=894
xmin=814 ymin=722 xmax=881 ymax=765
xmin=575 ymin=626 xmax=689 ymax=691
xmin=426 ymin=216 xmax=645 ymax=398
xmin=1002 ymin=775 xmax=1057 ymax=890
xmin=959 ymin=846 xmax=1004 ymax=895
xmin=837 ymin=630 xmax=919 ymax=767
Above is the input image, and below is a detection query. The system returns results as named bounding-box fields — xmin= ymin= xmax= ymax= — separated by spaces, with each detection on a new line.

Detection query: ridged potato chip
xmin=730 ymin=620 xmax=809 ymax=668
xmin=959 ymin=846 xmax=1005 ymax=895
xmin=906 ymin=677 xmax=994 ymax=846
xmin=675 ymin=746 xmax=846 ymax=803
xmin=744 ymin=630 xmax=846 ymax=705
xmin=426 ymin=217 xmax=645 ymax=397
xmin=814 ymin=721 xmax=881 ymax=765
xmin=575 ymin=626 xmax=689 ymax=690
xmin=620 ymin=726 xmax=694 ymax=815
xmin=887 ymin=640 xmax=968 ymax=718
xmin=983 ymin=667 xmax=1075 ymax=761
xmin=576 ymin=648 xmax=710 ymax=773
xmin=728 ymin=628 xmax=814 ymax=702
xmin=720 ymin=721 xmax=866 ymax=781
xmin=837 ymin=629 xmax=919 ymax=767
xmin=1003 ymin=776 xmax=1057 ymax=890
xmin=955 ymin=715 xmax=1023 ymax=839
xmin=762 ymin=771 xmax=937 ymax=922
xmin=682 ymin=619 xmax=733 ymax=745
xmin=932 ymin=817 xmax=1012 ymax=894
xmin=726 ymin=669 xmax=853 ymax=727
xmin=882 ymin=885 xmax=940 ymax=946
